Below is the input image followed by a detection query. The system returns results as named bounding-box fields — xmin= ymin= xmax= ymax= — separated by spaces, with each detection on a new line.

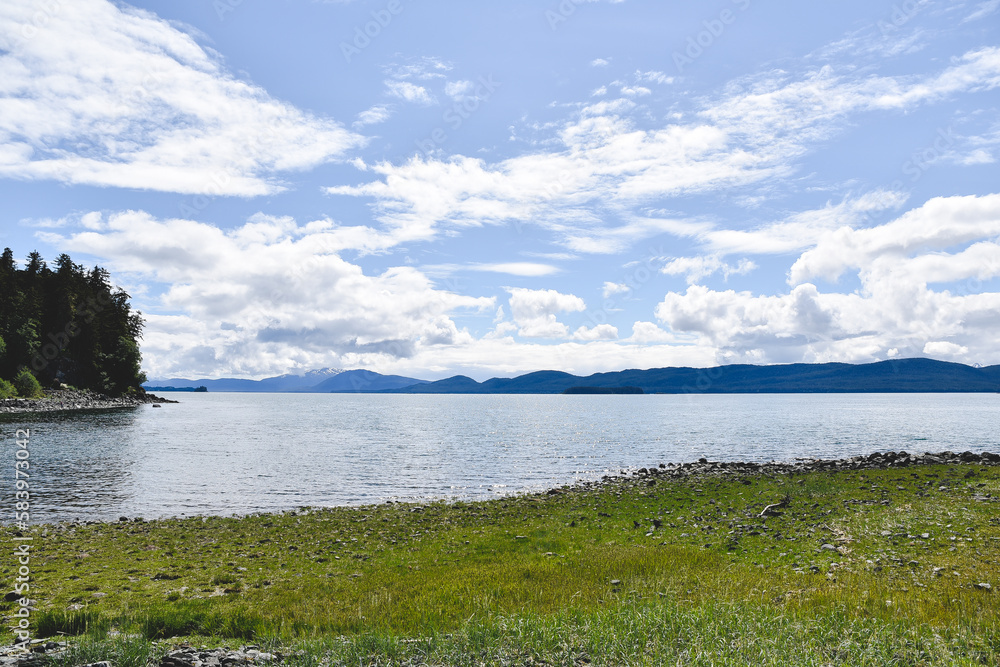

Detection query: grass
xmin=5 ymin=461 xmax=1000 ymax=664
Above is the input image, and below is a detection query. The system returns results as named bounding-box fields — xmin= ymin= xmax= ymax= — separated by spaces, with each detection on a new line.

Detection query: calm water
xmin=2 ymin=392 xmax=998 ymax=523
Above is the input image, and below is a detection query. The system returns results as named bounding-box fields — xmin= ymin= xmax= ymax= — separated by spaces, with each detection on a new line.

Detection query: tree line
xmin=0 ymin=249 xmax=146 ymax=398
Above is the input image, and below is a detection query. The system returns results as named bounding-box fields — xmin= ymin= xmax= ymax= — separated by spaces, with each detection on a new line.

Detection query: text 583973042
xmin=11 ymin=428 xmax=32 ymax=649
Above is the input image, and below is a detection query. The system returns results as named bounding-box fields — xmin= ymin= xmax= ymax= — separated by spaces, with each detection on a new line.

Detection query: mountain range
xmin=145 ymin=368 xmax=427 ymax=393
xmin=386 ymin=359 xmax=1000 ymax=394
xmin=145 ymin=359 xmax=1000 ymax=394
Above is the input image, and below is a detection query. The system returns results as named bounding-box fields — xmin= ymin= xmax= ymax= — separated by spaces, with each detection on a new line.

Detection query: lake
xmin=2 ymin=392 xmax=998 ymax=523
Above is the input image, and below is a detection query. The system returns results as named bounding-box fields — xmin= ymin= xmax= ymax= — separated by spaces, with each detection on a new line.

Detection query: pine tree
xmin=0 ymin=248 xmax=146 ymax=395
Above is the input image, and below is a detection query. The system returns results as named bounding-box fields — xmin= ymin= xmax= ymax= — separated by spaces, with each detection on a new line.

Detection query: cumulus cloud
xmin=506 ymin=288 xmax=586 ymax=339
xmin=923 ymin=341 xmax=970 ymax=358
xmin=788 ymin=193 xmax=1000 ymax=285
xmin=572 ymin=324 xmax=619 ymax=341
xmin=602 ymin=281 xmax=631 ymax=298
xmin=0 ymin=0 xmax=364 ymax=195
xmin=42 ymin=211 xmax=494 ymax=378
xmin=653 ymin=193 xmax=1000 ymax=365
xmin=627 ymin=321 xmax=679 ymax=344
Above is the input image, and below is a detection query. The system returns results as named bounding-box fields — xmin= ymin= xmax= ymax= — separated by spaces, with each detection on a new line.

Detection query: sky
xmin=1 ymin=0 xmax=999 ymax=381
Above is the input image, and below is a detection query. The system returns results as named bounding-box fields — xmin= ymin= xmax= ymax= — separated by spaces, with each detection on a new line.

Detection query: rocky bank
xmin=0 ymin=389 xmax=175 ymax=414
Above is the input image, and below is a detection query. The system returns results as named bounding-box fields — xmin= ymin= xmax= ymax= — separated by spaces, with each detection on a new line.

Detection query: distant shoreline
xmin=145 ymin=358 xmax=1000 ymax=395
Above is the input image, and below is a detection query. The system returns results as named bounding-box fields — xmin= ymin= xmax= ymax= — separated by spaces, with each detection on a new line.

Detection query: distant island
xmin=563 ymin=386 xmax=644 ymax=395
xmin=146 ymin=358 xmax=1000 ymax=395
xmin=144 ymin=386 xmax=208 ymax=392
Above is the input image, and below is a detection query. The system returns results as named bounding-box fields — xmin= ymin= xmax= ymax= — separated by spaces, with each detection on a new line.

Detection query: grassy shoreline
xmin=5 ymin=453 xmax=1000 ymax=665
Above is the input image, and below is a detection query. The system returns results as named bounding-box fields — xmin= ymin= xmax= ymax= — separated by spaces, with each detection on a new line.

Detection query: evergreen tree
xmin=0 ymin=248 xmax=146 ymax=395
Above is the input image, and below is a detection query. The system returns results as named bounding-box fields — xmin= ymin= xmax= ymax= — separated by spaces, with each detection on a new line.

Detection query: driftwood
xmin=759 ymin=497 xmax=790 ymax=518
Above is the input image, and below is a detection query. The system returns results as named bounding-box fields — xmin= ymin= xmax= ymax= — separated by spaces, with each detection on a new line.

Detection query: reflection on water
xmin=1 ymin=392 xmax=998 ymax=523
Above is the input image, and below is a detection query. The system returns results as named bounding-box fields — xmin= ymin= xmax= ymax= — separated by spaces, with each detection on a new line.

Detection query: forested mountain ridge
xmin=385 ymin=358 xmax=1000 ymax=394
xmin=0 ymin=248 xmax=146 ymax=397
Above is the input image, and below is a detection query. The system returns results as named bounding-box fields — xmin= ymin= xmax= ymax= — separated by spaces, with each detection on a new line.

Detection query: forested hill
xmin=385 ymin=359 xmax=1000 ymax=394
xmin=0 ymin=249 xmax=146 ymax=397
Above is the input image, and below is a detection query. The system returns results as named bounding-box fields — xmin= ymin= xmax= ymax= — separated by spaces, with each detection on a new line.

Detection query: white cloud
xmin=964 ymin=0 xmax=1000 ymax=22
xmin=618 ymin=85 xmax=651 ymax=97
xmin=572 ymin=324 xmax=619 ymax=341
xmin=0 ymin=0 xmax=363 ymax=196
xmin=384 ymin=80 xmax=436 ymax=106
xmin=425 ymin=262 xmax=561 ymax=277
xmin=923 ymin=341 xmax=969 ymax=358
xmin=661 ymin=255 xmax=757 ymax=284
xmin=329 ymin=48 xmax=1000 ymax=253
xmin=42 ymin=211 xmax=495 ymax=378
xmin=445 ymin=80 xmax=476 ymax=101
xmin=652 ymin=193 xmax=1000 ymax=366
xmin=636 ymin=70 xmax=673 ymax=85
xmin=627 ymin=321 xmax=678 ymax=344
xmin=817 ymin=23 xmax=928 ymax=60
xmin=386 ymin=57 xmax=452 ymax=81
xmin=506 ymin=287 xmax=586 ymax=339
xmin=354 ymin=104 xmax=393 ymax=128
xmin=789 ymin=193 xmax=1000 ymax=285
xmin=472 ymin=262 xmax=561 ymax=277
xmin=956 ymin=148 xmax=995 ymax=165
xmin=591 ymin=58 xmax=610 ymax=67
xmin=704 ymin=190 xmax=909 ymax=256
xmin=602 ymin=281 xmax=631 ymax=298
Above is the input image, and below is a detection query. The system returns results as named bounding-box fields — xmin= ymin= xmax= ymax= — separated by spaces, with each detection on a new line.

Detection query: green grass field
xmin=6 ymin=461 xmax=1000 ymax=665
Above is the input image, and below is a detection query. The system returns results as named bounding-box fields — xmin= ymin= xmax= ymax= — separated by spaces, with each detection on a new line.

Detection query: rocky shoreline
xmin=0 ymin=643 xmax=278 ymax=667
xmin=613 ymin=448 xmax=1000 ymax=482
xmin=0 ymin=389 xmax=176 ymax=414
xmin=35 ymin=450 xmax=1000 ymax=529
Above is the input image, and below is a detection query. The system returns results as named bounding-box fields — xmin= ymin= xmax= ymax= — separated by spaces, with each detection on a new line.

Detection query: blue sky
xmin=1 ymin=0 xmax=999 ymax=380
